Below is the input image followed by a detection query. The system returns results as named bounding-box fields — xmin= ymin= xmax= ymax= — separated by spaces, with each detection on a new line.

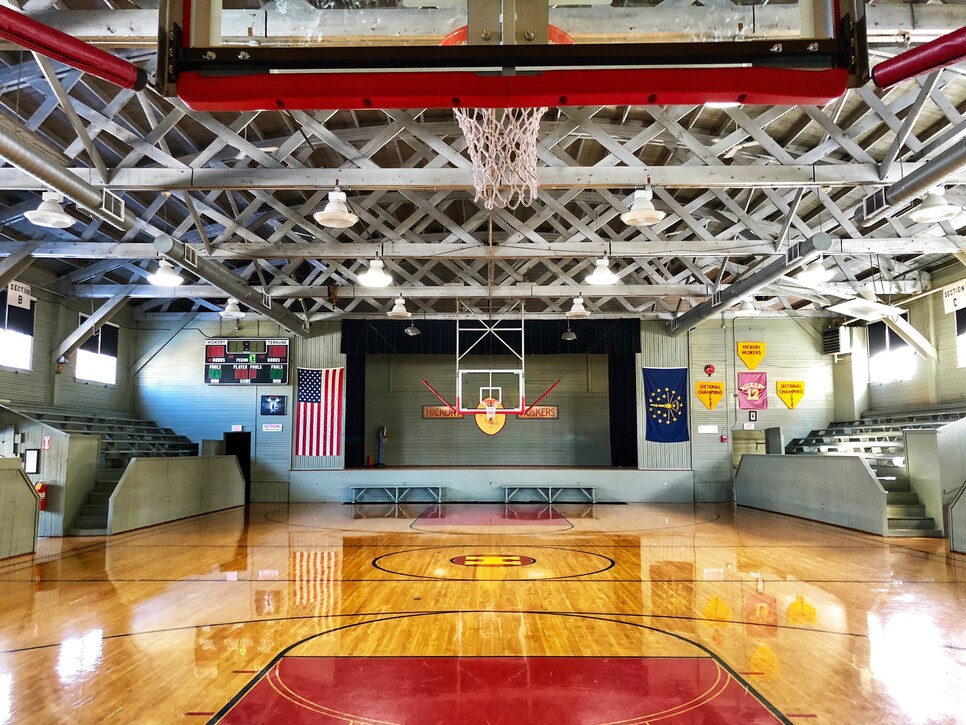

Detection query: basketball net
xmin=454 ymin=106 xmax=547 ymax=210
xmin=442 ymin=26 xmax=572 ymax=210
xmin=483 ymin=397 xmax=498 ymax=421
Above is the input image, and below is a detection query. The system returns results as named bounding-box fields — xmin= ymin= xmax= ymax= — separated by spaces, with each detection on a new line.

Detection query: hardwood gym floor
xmin=0 ymin=502 xmax=964 ymax=724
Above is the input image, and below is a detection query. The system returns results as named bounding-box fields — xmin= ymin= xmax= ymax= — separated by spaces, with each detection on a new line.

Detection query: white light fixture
xmin=404 ymin=322 xmax=421 ymax=336
xmin=561 ymin=322 xmax=577 ymax=341
xmin=796 ymin=258 xmax=834 ymax=283
xmin=909 ymin=188 xmax=960 ymax=224
xmin=358 ymin=259 xmax=392 ymax=287
xmin=312 ymin=188 xmax=358 ymax=228
xmin=621 ymin=187 xmax=666 ymax=227
xmin=566 ymin=296 xmax=590 ymax=319
xmin=736 ymin=299 xmax=761 ymax=316
xmin=705 ymin=101 xmax=741 ymax=109
xmin=25 ymin=191 xmax=74 ymax=229
xmin=585 ymin=257 xmax=620 ymax=285
xmin=219 ymin=298 xmax=246 ymax=320
xmin=147 ymin=259 xmax=184 ymax=286
xmin=386 ymin=296 xmax=411 ymax=319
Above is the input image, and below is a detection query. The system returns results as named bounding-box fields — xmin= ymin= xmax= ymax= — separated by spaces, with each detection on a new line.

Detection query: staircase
xmin=786 ymin=409 xmax=966 ymax=537
xmin=17 ymin=409 xmax=197 ymax=535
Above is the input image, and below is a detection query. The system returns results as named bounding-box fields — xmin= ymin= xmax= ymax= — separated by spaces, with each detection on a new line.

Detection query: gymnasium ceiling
xmin=0 ymin=0 xmax=965 ymax=332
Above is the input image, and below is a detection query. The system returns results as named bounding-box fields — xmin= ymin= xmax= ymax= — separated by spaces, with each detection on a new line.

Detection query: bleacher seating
xmin=786 ymin=408 xmax=966 ymax=537
xmin=16 ymin=408 xmax=196 ymax=535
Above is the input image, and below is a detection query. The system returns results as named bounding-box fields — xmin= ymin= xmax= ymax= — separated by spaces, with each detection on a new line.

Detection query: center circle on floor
xmin=450 ymin=553 xmax=536 ymax=567
xmin=373 ymin=545 xmax=613 ymax=580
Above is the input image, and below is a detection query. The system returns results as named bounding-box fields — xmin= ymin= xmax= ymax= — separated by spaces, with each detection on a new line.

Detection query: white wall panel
xmin=639 ymin=322 xmax=691 ymax=471
xmin=134 ymin=318 xmax=296 ymax=500
xmin=689 ymin=317 xmax=835 ymax=502
xmin=291 ymin=323 xmax=345 ymax=471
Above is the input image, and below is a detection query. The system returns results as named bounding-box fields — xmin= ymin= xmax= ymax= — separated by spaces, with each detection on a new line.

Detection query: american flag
xmin=295 ymin=367 xmax=344 ymax=457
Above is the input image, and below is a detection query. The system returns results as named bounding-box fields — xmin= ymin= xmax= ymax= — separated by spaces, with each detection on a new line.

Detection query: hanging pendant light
xmin=585 ymin=257 xmax=620 ymax=285
xmin=25 ymin=191 xmax=74 ymax=229
xmin=566 ymin=296 xmax=590 ymax=319
xmin=796 ymin=258 xmax=833 ymax=283
xmin=561 ymin=321 xmax=577 ymax=341
xmin=909 ymin=188 xmax=960 ymax=224
xmin=358 ymin=259 xmax=392 ymax=287
xmin=147 ymin=259 xmax=184 ymax=286
xmin=219 ymin=298 xmax=246 ymax=320
xmin=404 ymin=322 xmax=421 ymax=336
xmin=735 ymin=299 xmax=761 ymax=317
xmin=621 ymin=186 xmax=666 ymax=227
xmin=386 ymin=296 xmax=411 ymax=319
xmin=312 ymin=188 xmax=358 ymax=228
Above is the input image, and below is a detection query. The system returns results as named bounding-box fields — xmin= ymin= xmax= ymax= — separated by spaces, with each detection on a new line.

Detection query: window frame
xmin=0 ymin=290 xmax=35 ymax=372
xmin=867 ymin=314 xmax=916 ymax=385
xmin=74 ymin=314 xmax=120 ymax=386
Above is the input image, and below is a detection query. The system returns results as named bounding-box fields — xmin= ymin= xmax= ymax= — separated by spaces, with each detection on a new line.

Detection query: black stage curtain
xmin=344 ymin=352 xmax=367 ymax=468
xmin=608 ymin=354 xmax=638 ymax=468
xmin=341 ymin=318 xmax=641 ymax=356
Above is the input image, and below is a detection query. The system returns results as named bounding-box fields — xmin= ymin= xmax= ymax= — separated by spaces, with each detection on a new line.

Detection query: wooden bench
xmin=502 ymin=484 xmax=596 ymax=504
xmin=350 ymin=485 xmax=443 ymax=504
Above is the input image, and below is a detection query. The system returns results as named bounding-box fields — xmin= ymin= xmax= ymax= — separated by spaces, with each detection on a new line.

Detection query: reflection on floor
xmin=0 ymin=503 xmax=964 ymax=724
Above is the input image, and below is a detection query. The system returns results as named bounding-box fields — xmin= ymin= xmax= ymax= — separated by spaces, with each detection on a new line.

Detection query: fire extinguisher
xmin=35 ymin=481 xmax=47 ymax=511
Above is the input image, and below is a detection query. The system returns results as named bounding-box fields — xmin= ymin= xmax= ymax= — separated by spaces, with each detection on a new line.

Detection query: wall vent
xmin=100 ymin=190 xmax=125 ymax=226
xmin=822 ymin=327 xmax=851 ymax=355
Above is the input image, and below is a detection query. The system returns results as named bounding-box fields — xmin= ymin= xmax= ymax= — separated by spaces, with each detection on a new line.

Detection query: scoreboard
xmin=205 ymin=338 xmax=289 ymax=385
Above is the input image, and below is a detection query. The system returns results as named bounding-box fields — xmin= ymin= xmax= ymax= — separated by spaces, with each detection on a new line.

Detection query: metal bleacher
xmin=18 ymin=408 xmax=197 ymax=535
xmin=785 ymin=409 xmax=966 ymax=537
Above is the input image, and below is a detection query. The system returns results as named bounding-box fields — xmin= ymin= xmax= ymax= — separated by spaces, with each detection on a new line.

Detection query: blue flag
xmin=643 ymin=367 xmax=689 ymax=443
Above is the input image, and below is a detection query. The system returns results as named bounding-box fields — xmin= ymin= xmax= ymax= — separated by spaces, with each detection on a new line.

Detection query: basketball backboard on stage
xmin=158 ymin=0 xmax=867 ymax=110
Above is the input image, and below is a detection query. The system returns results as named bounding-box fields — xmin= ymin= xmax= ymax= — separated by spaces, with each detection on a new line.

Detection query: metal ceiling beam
xmin=53 ymin=288 xmax=132 ymax=364
xmin=154 ymin=234 xmax=311 ymax=338
xmin=67 ymin=279 xmax=920 ymax=300
xmin=0 ymin=244 xmax=38 ymax=289
xmin=1 ymin=164 xmax=964 ymax=192
xmin=0 ymin=237 xmax=957 ymax=260
xmin=667 ymin=233 xmax=834 ymax=337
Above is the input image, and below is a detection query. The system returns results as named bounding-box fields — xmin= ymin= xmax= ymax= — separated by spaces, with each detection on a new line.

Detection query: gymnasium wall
xmin=688 ymin=317 xmax=836 ymax=502
xmin=868 ymin=264 xmax=966 ymax=412
xmin=0 ymin=270 xmax=135 ymax=415
xmin=363 ymin=354 xmax=610 ymax=466
xmin=639 ymin=322 xmax=690 ymax=471
xmin=133 ymin=318 xmax=342 ymax=503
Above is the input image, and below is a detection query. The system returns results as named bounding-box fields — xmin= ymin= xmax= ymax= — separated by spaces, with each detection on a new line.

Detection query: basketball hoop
xmin=483 ymin=397 xmax=498 ymax=422
xmin=441 ymin=26 xmax=574 ymax=210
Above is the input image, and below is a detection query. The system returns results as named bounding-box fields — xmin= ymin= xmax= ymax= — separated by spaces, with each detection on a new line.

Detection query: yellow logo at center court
xmin=451 ymin=554 xmax=536 ymax=567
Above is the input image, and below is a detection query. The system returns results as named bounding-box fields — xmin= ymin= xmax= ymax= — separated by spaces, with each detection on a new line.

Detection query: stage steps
xmin=786 ymin=410 xmax=966 ymax=538
xmin=15 ymin=408 xmax=196 ymax=536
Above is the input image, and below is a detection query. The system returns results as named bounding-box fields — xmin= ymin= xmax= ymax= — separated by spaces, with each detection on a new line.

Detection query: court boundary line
xmin=206 ymin=610 xmax=792 ymax=725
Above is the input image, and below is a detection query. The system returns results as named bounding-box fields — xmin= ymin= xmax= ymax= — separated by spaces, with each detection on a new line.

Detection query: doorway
xmin=223 ymin=431 xmax=252 ymax=504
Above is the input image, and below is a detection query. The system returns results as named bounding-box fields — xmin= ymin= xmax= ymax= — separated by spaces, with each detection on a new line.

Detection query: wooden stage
xmin=1 ymin=502 xmax=964 ymax=723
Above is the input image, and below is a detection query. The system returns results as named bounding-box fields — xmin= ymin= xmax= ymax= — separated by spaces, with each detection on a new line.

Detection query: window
xmin=0 ymin=291 xmax=34 ymax=371
xmin=75 ymin=315 xmax=119 ymax=385
xmin=957 ymin=308 xmax=966 ymax=368
xmin=868 ymin=315 xmax=916 ymax=384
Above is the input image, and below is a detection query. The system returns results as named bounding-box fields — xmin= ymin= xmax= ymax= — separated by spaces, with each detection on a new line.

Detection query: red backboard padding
xmin=178 ymin=67 xmax=849 ymax=111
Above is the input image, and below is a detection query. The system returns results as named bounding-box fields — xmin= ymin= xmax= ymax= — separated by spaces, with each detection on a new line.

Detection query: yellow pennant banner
xmin=776 ymin=380 xmax=805 ymax=409
xmin=695 ymin=381 xmax=725 ymax=411
xmin=737 ymin=341 xmax=766 ymax=370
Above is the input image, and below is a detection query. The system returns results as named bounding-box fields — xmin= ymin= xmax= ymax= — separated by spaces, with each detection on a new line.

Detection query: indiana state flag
xmin=643 ymin=367 xmax=689 ymax=443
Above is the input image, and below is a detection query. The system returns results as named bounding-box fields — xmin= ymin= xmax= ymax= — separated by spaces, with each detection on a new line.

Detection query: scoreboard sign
xmin=205 ymin=338 xmax=289 ymax=385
